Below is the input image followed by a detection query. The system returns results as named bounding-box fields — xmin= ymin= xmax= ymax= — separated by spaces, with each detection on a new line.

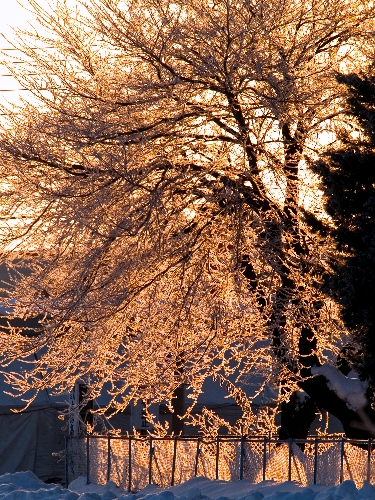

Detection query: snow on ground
xmin=0 ymin=472 xmax=375 ymax=500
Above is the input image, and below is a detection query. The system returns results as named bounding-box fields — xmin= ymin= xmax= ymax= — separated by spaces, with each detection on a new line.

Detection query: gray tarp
xmin=0 ymin=356 xmax=67 ymax=481
xmin=0 ymin=406 xmax=65 ymax=480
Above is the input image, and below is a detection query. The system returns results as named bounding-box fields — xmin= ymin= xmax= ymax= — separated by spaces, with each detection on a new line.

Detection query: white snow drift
xmin=0 ymin=472 xmax=375 ymax=500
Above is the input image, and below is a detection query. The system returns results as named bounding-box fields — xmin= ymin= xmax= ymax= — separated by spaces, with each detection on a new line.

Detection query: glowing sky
xmin=0 ymin=1 xmax=79 ymax=103
xmin=1 ymin=1 xmax=42 ymax=42
xmin=0 ymin=1 xmax=46 ymax=99
xmin=0 ymin=0 xmax=78 ymax=107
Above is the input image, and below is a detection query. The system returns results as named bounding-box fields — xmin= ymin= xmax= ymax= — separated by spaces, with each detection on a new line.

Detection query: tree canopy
xmin=0 ymin=0 xmax=374 ymax=436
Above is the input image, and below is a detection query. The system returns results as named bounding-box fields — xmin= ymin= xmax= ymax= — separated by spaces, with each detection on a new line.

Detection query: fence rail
xmin=65 ymin=435 xmax=375 ymax=490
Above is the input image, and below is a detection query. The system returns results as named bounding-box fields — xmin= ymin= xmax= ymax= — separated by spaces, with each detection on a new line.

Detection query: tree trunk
xmin=171 ymin=383 xmax=185 ymax=435
xmin=279 ymin=392 xmax=318 ymax=447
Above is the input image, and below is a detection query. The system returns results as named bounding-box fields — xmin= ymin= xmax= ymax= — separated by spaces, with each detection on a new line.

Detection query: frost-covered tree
xmin=0 ymin=0 xmax=374 ymax=437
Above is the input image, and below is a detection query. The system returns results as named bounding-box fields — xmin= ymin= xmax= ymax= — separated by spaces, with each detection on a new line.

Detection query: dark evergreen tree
xmin=314 ymin=69 xmax=375 ymax=387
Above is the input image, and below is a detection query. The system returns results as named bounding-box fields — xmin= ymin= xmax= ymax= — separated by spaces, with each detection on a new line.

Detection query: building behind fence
xmin=66 ymin=436 xmax=375 ymax=490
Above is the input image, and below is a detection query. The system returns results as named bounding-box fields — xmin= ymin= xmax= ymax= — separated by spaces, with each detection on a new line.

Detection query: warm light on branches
xmin=0 ymin=0 xmax=374 ymax=434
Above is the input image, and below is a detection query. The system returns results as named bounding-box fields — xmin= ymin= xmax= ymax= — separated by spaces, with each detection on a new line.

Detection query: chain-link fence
xmin=65 ymin=436 xmax=375 ymax=490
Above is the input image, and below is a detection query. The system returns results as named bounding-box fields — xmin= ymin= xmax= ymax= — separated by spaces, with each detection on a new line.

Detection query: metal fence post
xmin=368 ymin=438 xmax=372 ymax=483
xmin=86 ymin=435 xmax=90 ymax=485
xmin=128 ymin=437 xmax=132 ymax=492
xmin=194 ymin=438 xmax=201 ymax=477
xmin=215 ymin=436 xmax=220 ymax=480
xmin=149 ymin=437 xmax=153 ymax=484
xmin=65 ymin=436 xmax=69 ymax=487
xmin=107 ymin=435 xmax=111 ymax=483
xmin=171 ymin=437 xmax=177 ymax=486
xmin=288 ymin=438 xmax=292 ymax=482
xmin=263 ymin=437 xmax=267 ymax=481
xmin=239 ymin=437 xmax=245 ymax=480
xmin=340 ymin=437 xmax=345 ymax=484
xmin=313 ymin=438 xmax=318 ymax=485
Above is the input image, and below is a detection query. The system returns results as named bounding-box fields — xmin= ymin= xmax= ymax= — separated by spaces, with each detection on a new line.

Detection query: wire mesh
xmin=66 ymin=436 xmax=375 ymax=490
xmin=152 ymin=439 xmax=175 ymax=487
xmin=109 ymin=437 xmax=131 ymax=490
xmin=66 ymin=437 xmax=86 ymax=485
xmin=88 ymin=438 xmax=108 ymax=486
xmin=129 ymin=438 xmax=150 ymax=491
xmin=242 ymin=440 xmax=264 ymax=482
xmin=342 ymin=442 xmax=368 ymax=486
